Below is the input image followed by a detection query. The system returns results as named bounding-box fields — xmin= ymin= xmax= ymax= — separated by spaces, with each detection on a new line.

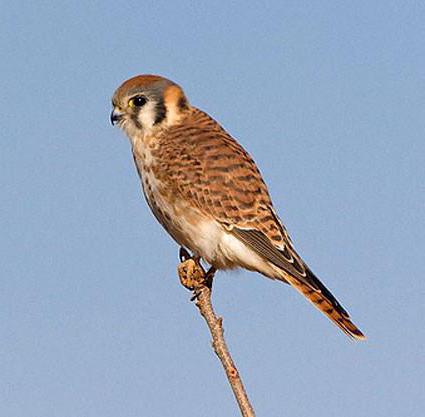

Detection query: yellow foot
xmin=177 ymin=247 xmax=216 ymax=297
xmin=177 ymin=257 xmax=206 ymax=291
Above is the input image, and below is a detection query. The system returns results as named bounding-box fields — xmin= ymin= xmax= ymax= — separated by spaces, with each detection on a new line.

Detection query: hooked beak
xmin=110 ymin=108 xmax=123 ymax=126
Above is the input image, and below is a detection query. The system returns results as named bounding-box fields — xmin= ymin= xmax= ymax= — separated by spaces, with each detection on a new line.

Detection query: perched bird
xmin=110 ymin=74 xmax=365 ymax=340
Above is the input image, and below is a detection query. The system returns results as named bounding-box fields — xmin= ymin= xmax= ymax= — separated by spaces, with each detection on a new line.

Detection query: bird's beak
xmin=110 ymin=108 xmax=123 ymax=126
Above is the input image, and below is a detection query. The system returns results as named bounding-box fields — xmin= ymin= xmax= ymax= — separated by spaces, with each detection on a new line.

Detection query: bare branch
xmin=178 ymin=248 xmax=256 ymax=417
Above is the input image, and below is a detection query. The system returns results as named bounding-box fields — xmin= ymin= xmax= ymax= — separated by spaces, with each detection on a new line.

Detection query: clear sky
xmin=1 ymin=1 xmax=424 ymax=416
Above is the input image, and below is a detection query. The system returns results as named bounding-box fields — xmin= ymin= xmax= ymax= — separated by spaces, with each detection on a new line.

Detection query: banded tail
xmin=284 ymin=267 xmax=366 ymax=340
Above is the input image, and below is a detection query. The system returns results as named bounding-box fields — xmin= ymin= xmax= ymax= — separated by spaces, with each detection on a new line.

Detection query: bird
xmin=110 ymin=74 xmax=365 ymax=340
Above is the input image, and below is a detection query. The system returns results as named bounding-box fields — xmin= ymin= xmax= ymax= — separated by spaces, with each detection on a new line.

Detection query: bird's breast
xmin=131 ymin=143 xmax=221 ymax=263
xmin=131 ymin=140 xmax=193 ymax=245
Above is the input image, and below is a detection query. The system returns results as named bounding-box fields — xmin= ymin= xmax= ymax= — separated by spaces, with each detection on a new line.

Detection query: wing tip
xmin=345 ymin=325 xmax=367 ymax=341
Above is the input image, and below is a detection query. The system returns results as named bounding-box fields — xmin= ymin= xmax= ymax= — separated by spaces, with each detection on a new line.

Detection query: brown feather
xmin=284 ymin=271 xmax=366 ymax=340
xmin=148 ymin=107 xmax=365 ymax=339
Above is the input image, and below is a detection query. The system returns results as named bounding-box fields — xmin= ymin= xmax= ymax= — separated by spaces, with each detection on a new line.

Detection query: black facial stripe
xmin=154 ymin=97 xmax=167 ymax=124
xmin=177 ymin=95 xmax=189 ymax=110
xmin=133 ymin=117 xmax=144 ymax=130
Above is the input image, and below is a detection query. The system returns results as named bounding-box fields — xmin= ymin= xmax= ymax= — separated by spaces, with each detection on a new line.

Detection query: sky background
xmin=1 ymin=1 xmax=424 ymax=416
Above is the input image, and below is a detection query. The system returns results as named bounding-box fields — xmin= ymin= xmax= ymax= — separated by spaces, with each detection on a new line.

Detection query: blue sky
xmin=1 ymin=1 xmax=424 ymax=416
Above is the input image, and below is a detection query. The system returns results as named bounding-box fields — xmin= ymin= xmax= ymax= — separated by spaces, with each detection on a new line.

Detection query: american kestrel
xmin=110 ymin=74 xmax=365 ymax=340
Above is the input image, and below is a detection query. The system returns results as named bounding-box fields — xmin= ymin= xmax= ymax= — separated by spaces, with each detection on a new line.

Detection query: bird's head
xmin=110 ymin=74 xmax=190 ymax=139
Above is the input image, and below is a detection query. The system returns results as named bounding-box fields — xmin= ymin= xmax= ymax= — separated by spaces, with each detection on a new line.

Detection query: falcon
xmin=110 ymin=74 xmax=365 ymax=340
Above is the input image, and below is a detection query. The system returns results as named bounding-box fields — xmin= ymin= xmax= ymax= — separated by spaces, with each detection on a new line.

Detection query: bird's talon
xmin=177 ymin=251 xmax=216 ymax=301
xmin=205 ymin=266 xmax=216 ymax=289
xmin=190 ymin=290 xmax=201 ymax=302
xmin=179 ymin=247 xmax=191 ymax=263
xmin=178 ymin=255 xmax=206 ymax=292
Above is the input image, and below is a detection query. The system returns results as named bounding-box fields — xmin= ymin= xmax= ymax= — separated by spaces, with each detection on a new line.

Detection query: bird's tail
xmin=284 ymin=268 xmax=366 ymax=340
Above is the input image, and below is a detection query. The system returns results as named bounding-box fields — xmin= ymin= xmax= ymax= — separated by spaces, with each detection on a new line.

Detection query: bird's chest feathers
xmin=130 ymin=133 xmax=215 ymax=252
xmin=131 ymin=135 xmax=163 ymax=196
xmin=132 ymin=134 xmax=156 ymax=168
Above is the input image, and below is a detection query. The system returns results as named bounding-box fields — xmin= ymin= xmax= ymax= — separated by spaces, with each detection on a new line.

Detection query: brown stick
xmin=177 ymin=249 xmax=256 ymax=417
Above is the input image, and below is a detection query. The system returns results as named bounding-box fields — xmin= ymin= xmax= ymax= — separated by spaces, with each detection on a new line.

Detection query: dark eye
xmin=130 ymin=95 xmax=147 ymax=107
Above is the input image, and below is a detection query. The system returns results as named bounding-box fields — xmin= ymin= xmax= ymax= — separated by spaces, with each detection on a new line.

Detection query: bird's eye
xmin=129 ymin=96 xmax=147 ymax=108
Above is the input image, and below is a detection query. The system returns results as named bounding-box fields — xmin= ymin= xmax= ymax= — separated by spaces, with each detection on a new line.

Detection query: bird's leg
xmin=179 ymin=247 xmax=192 ymax=263
xmin=205 ymin=266 xmax=216 ymax=289
xmin=190 ymin=265 xmax=216 ymax=301
xmin=179 ymin=247 xmax=201 ymax=266
xmin=178 ymin=247 xmax=205 ymax=292
xmin=178 ymin=247 xmax=215 ymax=300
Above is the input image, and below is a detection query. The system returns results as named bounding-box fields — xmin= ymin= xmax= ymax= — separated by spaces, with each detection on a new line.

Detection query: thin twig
xmin=177 ymin=248 xmax=256 ymax=417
